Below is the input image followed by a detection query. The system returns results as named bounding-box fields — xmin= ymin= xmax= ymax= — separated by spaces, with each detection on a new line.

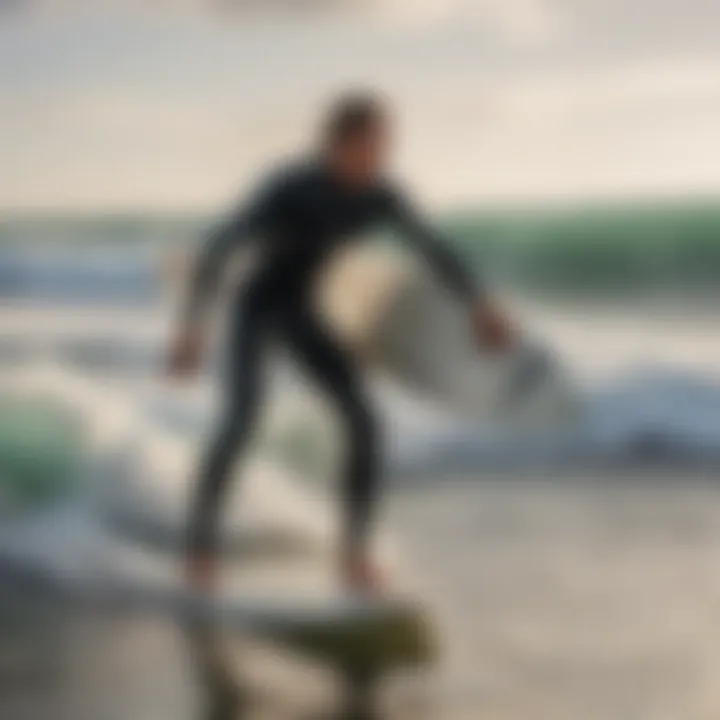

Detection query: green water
xmin=445 ymin=198 xmax=720 ymax=293
xmin=2 ymin=196 xmax=720 ymax=294
xmin=0 ymin=397 xmax=85 ymax=509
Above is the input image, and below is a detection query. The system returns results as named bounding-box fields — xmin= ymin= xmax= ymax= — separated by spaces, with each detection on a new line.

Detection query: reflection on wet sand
xmin=184 ymin=618 xmax=390 ymax=720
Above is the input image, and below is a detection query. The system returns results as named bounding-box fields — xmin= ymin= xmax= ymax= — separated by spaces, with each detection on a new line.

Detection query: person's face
xmin=333 ymin=118 xmax=391 ymax=187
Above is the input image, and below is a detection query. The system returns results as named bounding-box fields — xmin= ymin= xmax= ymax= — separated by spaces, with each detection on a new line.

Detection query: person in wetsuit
xmin=167 ymin=92 xmax=512 ymax=593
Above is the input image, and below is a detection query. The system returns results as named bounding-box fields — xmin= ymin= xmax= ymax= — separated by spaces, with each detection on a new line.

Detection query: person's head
xmin=321 ymin=91 xmax=391 ymax=187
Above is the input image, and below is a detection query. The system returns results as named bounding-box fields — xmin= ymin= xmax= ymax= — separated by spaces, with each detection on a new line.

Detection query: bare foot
xmin=342 ymin=554 xmax=387 ymax=596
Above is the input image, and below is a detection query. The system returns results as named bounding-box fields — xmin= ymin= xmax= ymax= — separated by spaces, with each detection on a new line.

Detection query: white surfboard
xmin=318 ymin=246 xmax=578 ymax=427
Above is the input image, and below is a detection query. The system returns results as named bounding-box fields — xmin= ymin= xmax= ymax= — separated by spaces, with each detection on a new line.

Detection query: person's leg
xmin=186 ymin=302 xmax=267 ymax=563
xmin=279 ymin=308 xmax=381 ymax=581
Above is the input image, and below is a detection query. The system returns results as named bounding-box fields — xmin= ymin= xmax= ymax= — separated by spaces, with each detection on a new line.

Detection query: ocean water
xmin=2 ymin=197 xmax=720 ymax=297
xmin=447 ymin=198 xmax=720 ymax=294
xmin=2 ymin=205 xmax=720 ymax=718
xmin=2 ymin=202 xmax=720 ymax=471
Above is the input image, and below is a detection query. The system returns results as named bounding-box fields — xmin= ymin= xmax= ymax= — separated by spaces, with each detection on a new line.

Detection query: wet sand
xmin=389 ymin=472 xmax=720 ymax=720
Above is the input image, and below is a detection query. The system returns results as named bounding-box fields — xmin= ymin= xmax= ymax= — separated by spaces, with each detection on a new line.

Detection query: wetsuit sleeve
xmin=386 ymin=188 xmax=482 ymax=305
xmin=181 ymin=177 xmax=283 ymax=328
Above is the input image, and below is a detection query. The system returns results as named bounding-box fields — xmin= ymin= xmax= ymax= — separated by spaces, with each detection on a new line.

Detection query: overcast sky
xmin=2 ymin=0 xmax=720 ymax=211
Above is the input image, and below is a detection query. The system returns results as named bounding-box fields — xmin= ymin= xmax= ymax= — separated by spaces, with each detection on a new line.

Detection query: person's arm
xmin=181 ymin=169 xmax=289 ymax=330
xmin=387 ymin=188 xmax=481 ymax=306
xmin=168 ymin=174 xmax=283 ymax=377
xmin=167 ymin=211 xmax=257 ymax=378
xmin=180 ymin=211 xmax=254 ymax=331
xmin=387 ymin=187 xmax=511 ymax=350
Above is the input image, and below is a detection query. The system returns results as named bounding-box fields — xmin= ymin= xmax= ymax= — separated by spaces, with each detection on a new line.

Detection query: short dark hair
xmin=323 ymin=91 xmax=387 ymax=147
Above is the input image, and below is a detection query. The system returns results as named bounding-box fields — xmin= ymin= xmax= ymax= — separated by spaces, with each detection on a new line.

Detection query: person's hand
xmin=472 ymin=301 xmax=513 ymax=352
xmin=166 ymin=326 xmax=203 ymax=379
xmin=341 ymin=551 xmax=386 ymax=595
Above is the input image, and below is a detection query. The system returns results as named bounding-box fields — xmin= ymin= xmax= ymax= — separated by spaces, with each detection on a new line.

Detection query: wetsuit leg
xmin=187 ymin=301 xmax=268 ymax=558
xmin=279 ymin=307 xmax=380 ymax=558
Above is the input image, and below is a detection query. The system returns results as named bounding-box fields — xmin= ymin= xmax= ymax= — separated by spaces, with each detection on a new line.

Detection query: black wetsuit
xmin=184 ymin=159 xmax=479 ymax=558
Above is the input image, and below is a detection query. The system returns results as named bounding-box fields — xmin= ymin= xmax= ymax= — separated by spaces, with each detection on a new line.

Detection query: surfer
xmin=167 ymin=91 xmax=511 ymax=593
